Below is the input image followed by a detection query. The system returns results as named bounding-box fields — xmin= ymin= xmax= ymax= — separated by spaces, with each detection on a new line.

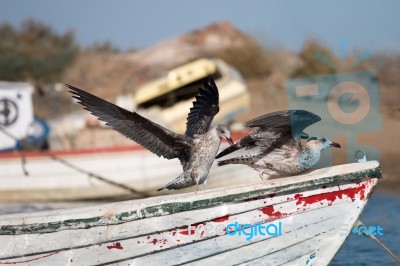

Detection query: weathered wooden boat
xmin=0 ymin=133 xmax=256 ymax=202
xmin=0 ymin=161 xmax=381 ymax=265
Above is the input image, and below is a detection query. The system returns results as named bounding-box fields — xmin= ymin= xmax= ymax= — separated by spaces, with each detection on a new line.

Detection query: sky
xmin=0 ymin=0 xmax=399 ymax=53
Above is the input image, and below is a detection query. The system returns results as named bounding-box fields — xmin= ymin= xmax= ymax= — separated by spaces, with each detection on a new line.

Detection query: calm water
xmin=331 ymin=193 xmax=400 ymax=266
xmin=0 ymin=193 xmax=399 ymax=265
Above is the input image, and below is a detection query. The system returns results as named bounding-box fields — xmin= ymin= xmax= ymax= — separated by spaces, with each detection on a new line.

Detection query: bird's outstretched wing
xmin=185 ymin=77 xmax=219 ymax=137
xmin=216 ymin=110 xmax=320 ymax=159
xmin=246 ymin=110 xmax=321 ymax=138
xmin=67 ymin=84 xmax=191 ymax=159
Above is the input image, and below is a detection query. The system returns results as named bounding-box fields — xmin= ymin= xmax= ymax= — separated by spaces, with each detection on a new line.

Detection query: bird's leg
xmin=196 ymin=181 xmax=201 ymax=192
xmin=202 ymin=179 xmax=207 ymax=190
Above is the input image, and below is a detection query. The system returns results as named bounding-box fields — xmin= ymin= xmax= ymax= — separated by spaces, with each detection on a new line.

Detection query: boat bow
xmin=0 ymin=161 xmax=381 ymax=265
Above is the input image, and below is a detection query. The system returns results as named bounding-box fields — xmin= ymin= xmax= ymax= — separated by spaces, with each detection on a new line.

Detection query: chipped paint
xmin=148 ymin=239 xmax=168 ymax=246
xmin=106 ymin=242 xmax=123 ymax=250
xmin=260 ymin=206 xmax=283 ymax=219
xmin=296 ymin=181 xmax=369 ymax=206
xmin=116 ymin=211 xmax=135 ymax=221
xmin=306 ymin=252 xmax=316 ymax=265
xmin=258 ymin=179 xmax=375 ymax=221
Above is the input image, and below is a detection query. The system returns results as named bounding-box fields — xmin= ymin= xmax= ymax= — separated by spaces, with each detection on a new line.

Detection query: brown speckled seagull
xmin=67 ymin=78 xmax=233 ymax=191
xmin=216 ymin=110 xmax=341 ymax=180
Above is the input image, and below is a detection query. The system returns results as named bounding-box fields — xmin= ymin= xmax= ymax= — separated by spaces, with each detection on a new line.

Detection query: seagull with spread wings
xmin=216 ymin=110 xmax=341 ymax=180
xmin=67 ymin=78 xmax=233 ymax=191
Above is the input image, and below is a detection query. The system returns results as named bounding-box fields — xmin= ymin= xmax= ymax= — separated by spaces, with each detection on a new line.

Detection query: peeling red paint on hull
xmin=257 ymin=179 xmax=374 ymax=221
xmin=142 ymin=179 xmax=377 ymax=253
xmin=106 ymin=242 xmax=123 ymax=250
xmin=260 ymin=205 xmax=283 ymax=218
xmin=296 ymin=181 xmax=370 ymax=207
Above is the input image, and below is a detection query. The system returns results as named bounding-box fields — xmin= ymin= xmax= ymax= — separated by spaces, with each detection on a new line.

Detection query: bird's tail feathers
xmin=157 ymin=172 xmax=193 ymax=191
xmin=217 ymin=158 xmax=244 ymax=166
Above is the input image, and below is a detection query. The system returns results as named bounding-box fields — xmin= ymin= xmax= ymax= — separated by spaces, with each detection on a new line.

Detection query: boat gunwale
xmin=0 ymin=132 xmax=248 ymax=159
xmin=0 ymin=162 xmax=381 ymax=235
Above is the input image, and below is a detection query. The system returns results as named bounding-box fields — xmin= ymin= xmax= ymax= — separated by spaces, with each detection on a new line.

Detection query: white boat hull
xmin=0 ymin=162 xmax=381 ymax=265
xmin=0 ymin=139 xmax=256 ymax=202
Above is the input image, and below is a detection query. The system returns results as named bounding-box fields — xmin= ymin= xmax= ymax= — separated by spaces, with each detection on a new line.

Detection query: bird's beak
xmin=226 ymin=137 xmax=234 ymax=146
xmin=330 ymin=142 xmax=341 ymax=148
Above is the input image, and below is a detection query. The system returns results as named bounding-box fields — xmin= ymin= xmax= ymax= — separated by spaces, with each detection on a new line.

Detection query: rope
xmin=0 ymin=126 xmax=150 ymax=198
xmin=355 ymin=219 xmax=400 ymax=264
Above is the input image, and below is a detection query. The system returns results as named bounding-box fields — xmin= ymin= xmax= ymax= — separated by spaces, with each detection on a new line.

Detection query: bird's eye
xmin=221 ymin=130 xmax=225 ymax=133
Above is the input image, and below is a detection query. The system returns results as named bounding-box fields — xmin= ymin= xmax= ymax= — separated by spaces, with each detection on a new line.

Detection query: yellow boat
xmin=122 ymin=58 xmax=250 ymax=133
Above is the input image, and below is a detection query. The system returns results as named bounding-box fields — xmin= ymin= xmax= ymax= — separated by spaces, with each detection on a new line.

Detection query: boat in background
xmin=0 ymin=133 xmax=256 ymax=202
xmin=119 ymin=58 xmax=250 ymax=132
xmin=0 ymin=161 xmax=381 ymax=265
xmin=0 ymin=82 xmax=50 ymax=152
